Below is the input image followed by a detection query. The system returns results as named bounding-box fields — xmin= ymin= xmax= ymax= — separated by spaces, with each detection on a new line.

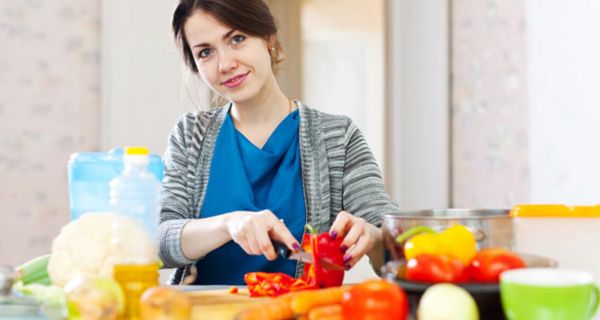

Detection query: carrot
xmin=290 ymin=287 xmax=347 ymax=315
xmin=309 ymin=314 xmax=343 ymax=320
xmin=236 ymin=293 xmax=295 ymax=320
xmin=308 ymin=304 xmax=343 ymax=320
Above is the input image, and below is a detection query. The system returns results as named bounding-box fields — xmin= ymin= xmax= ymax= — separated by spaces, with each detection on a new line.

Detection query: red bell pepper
xmin=302 ymin=225 xmax=345 ymax=288
xmin=245 ymin=225 xmax=345 ymax=297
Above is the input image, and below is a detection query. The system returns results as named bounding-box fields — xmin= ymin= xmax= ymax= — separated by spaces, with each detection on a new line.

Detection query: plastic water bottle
xmin=110 ymin=147 xmax=161 ymax=243
xmin=68 ymin=148 xmax=164 ymax=221
xmin=109 ymin=146 xmax=161 ymax=320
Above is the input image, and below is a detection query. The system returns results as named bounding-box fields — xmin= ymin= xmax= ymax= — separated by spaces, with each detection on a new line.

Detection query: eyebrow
xmin=193 ymin=29 xmax=236 ymax=48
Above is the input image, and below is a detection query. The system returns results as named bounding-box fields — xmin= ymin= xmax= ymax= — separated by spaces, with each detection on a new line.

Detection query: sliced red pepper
xmin=244 ymin=272 xmax=297 ymax=297
xmin=244 ymin=224 xmax=345 ymax=297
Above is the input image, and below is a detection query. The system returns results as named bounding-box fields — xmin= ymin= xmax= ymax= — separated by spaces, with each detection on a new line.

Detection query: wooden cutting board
xmin=187 ymin=288 xmax=265 ymax=319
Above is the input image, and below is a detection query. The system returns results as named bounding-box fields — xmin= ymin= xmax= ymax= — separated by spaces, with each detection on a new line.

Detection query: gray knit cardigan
xmin=158 ymin=101 xmax=399 ymax=284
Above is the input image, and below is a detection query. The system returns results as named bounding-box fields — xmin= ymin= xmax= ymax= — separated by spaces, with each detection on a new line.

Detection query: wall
xmin=527 ymin=0 xmax=600 ymax=204
xmin=101 ymin=0 xmax=188 ymax=154
xmin=452 ymin=0 xmax=600 ymax=207
xmin=0 ymin=1 xmax=100 ymax=266
xmin=386 ymin=0 xmax=450 ymax=210
xmin=301 ymin=0 xmax=386 ymax=170
xmin=451 ymin=0 xmax=529 ymax=207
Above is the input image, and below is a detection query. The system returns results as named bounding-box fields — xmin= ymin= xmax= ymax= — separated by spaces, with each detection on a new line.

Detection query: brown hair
xmin=172 ymin=0 xmax=284 ymax=74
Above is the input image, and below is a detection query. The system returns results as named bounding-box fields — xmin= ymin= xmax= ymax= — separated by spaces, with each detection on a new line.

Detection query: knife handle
xmin=272 ymin=240 xmax=292 ymax=258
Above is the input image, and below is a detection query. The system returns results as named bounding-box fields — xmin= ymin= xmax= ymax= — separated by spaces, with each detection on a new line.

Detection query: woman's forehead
xmin=184 ymin=10 xmax=232 ymax=46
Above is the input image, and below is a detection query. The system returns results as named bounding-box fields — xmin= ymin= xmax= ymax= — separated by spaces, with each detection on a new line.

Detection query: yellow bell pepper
xmin=440 ymin=225 xmax=477 ymax=264
xmin=402 ymin=231 xmax=441 ymax=258
xmin=396 ymin=224 xmax=477 ymax=265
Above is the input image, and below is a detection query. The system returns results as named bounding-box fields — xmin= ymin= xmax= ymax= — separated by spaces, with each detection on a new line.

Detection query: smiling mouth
xmin=222 ymin=72 xmax=250 ymax=88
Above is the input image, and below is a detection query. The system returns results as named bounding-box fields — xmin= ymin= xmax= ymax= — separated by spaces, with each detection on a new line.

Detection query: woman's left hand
xmin=328 ymin=211 xmax=382 ymax=270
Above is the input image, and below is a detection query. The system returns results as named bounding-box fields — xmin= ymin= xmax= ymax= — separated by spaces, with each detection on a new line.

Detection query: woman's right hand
xmin=225 ymin=210 xmax=300 ymax=261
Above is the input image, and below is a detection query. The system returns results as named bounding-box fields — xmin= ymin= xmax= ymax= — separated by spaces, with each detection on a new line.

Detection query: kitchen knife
xmin=272 ymin=240 xmax=345 ymax=271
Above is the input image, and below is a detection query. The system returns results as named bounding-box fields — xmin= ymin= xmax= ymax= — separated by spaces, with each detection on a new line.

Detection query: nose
xmin=218 ymin=50 xmax=238 ymax=74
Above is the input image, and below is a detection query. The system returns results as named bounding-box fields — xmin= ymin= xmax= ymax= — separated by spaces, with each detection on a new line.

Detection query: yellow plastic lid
xmin=124 ymin=146 xmax=149 ymax=156
xmin=510 ymin=204 xmax=600 ymax=217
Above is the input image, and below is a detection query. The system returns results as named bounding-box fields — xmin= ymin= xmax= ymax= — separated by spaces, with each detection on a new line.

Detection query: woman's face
xmin=184 ymin=10 xmax=275 ymax=104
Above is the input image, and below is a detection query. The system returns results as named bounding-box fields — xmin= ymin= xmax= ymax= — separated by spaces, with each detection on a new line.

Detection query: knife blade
xmin=272 ymin=240 xmax=345 ymax=271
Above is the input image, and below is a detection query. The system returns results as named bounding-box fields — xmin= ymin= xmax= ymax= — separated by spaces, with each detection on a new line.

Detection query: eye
xmin=198 ymin=48 xmax=213 ymax=59
xmin=231 ymin=34 xmax=246 ymax=45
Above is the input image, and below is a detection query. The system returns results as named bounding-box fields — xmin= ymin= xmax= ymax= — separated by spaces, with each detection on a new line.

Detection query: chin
xmin=223 ymin=86 xmax=260 ymax=105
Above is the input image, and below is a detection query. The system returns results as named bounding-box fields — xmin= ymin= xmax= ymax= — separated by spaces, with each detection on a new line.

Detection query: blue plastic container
xmin=68 ymin=148 xmax=164 ymax=221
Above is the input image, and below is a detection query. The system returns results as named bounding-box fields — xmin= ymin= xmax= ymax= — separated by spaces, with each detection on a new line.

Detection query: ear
xmin=266 ymin=34 xmax=277 ymax=50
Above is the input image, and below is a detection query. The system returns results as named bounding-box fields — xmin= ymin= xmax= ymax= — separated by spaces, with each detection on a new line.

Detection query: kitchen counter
xmin=180 ymin=286 xmax=263 ymax=319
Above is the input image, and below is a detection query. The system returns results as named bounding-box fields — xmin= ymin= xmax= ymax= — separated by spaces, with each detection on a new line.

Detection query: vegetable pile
xmin=396 ymin=224 xmax=526 ymax=283
xmin=237 ymin=279 xmax=408 ymax=320
xmin=11 ymin=212 xmax=160 ymax=319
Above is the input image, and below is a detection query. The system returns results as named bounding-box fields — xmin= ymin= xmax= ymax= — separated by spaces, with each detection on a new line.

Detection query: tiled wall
xmin=0 ymin=1 xmax=100 ymax=266
xmin=451 ymin=0 xmax=529 ymax=207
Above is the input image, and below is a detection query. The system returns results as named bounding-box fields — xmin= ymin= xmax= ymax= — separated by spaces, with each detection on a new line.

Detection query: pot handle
xmin=466 ymin=227 xmax=486 ymax=242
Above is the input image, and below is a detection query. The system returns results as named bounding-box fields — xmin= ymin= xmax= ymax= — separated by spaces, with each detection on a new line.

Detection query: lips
xmin=222 ymin=72 xmax=249 ymax=88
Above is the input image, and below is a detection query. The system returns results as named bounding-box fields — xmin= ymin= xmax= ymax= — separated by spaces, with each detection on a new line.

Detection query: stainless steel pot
xmin=382 ymin=209 xmax=514 ymax=262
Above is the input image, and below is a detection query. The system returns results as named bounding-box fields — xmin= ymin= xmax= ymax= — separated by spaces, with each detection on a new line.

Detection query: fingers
xmin=343 ymin=234 xmax=374 ymax=269
xmin=330 ymin=211 xmax=378 ymax=270
xmin=228 ymin=211 xmax=268 ymax=257
xmin=339 ymin=218 xmax=367 ymax=269
xmin=340 ymin=218 xmax=365 ymax=249
xmin=231 ymin=225 xmax=262 ymax=256
xmin=255 ymin=224 xmax=278 ymax=261
xmin=269 ymin=219 xmax=301 ymax=252
xmin=229 ymin=210 xmax=300 ymax=261
xmin=328 ymin=211 xmax=352 ymax=240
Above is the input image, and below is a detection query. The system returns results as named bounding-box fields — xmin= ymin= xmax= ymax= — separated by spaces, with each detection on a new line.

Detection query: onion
xmin=417 ymin=283 xmax=479 ymax=320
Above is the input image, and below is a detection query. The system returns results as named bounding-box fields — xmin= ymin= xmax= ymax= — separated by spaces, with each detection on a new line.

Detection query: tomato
xmin=405 ymin=254 xmax=469 ymax=283
xmin=342 ymin=279 xmax=409 ymax=320
xmin=468 ymin=248 xmax=526 ymax=282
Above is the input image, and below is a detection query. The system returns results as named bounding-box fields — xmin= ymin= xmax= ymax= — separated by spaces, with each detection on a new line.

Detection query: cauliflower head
xmin=48 ymin=212 xmax=157 ymax=287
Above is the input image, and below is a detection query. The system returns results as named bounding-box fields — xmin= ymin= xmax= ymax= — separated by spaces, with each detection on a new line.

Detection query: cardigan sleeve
xmin=158 ymin=113 xmax=197 ymax=268
xmin=341 ymin=118 xmax=399 ymax=227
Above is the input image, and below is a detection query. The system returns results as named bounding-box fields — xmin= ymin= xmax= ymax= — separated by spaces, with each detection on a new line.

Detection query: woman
xmin=159 ymin=0 xmax=399 ymax=285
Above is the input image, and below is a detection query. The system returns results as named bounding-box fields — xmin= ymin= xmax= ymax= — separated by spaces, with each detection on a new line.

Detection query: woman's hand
xmin=225 ymin=210 xmax=300 ymax=261
xmin=329 ymin=211 xmax=382 ymax=270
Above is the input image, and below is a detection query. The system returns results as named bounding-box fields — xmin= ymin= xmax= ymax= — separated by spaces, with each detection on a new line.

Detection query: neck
xmin=230 ymin=75 xmax=291 ymax=128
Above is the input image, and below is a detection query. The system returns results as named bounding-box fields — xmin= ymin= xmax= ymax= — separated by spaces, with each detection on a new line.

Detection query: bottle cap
xmin=125 ymin=147 xmax=149 ymax=156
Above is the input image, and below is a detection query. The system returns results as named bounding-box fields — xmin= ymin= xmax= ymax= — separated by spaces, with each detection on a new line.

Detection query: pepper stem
xmin=395 ymin=226 xmax=436 ymax=244
xmin=304 ymin=224 xmax=318 ymax=235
